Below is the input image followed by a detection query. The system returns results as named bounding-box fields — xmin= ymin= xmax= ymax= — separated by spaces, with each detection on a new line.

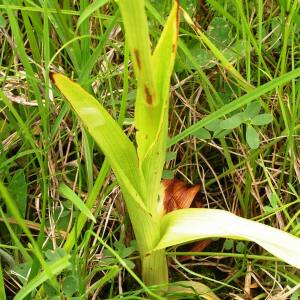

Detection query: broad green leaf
xmin=117 ymin=0 xmax=157 ymax=106
xmin=135 ymin=0 xmax=179 ymax=159
xmin=77 ymin=0 xmax=108 ymax=28
xmin=59 ymin=183 xmax=96 ymax=223
xmin=192 ymin=128 xmax=211 ymax=139
xmin=251 ymin=113 xmax=273 ymax=125
xmin=246 ymin=125 xmax=260 ymax=149
xmin=219 ymin=113 xmax=243 ymax=130
xmin=134 ymin=1 xmax=179 ymax=212
xmin=14 ymin=255 xmax=71 ymax=300
xmin=155 ymin=208 xmax=300 ymax=269
xmin=50 ymin=73 xmax=147 ymax=213
xmin=51 ymin=73 xmax=158 ymax=258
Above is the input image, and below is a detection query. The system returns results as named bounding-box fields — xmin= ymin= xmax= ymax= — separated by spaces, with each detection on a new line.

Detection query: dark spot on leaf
xmin=133 ymin=48 xmax=141 ymax=70
xmin=49 ymin=72 xmax=56 ymax=83
xmin=172 ymin=43 xmax=176 ymax=53
xmin=144 ymin=86 xmax=153 ymax=105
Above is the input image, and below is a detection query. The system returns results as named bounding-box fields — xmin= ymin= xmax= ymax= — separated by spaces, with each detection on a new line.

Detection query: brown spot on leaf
xmin=144 ymin=85 xmax=153 ymax=105
xmin=133 ymin=48 xmax=141 ymax=70
xmin=49 ymin=72 xmax=56 ymax=83
xmin=162 ymin=179 xmax=201 ymax=213
xmin=172 ymin=43 xmax=176 ymax=53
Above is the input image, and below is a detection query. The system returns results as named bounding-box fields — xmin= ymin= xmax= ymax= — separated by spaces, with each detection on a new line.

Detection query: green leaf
xmin=207 ymin=17 xmax=231 ymax=48
xmin=246 ymin=125 xmax=260 ymax=149
xmin=0 ymin=13 xmax=6 ymax=28
xmin=62 ymin=276 xmax=78 ymax=296
xmin=251 ymin=113 xmax=273 ymax=126
xmin=77 ymin=0 xmax=109 ymax=28
xmin=11 ymin=263 xmax=31 ymax=284
xmin=219 ymin=113 xmax=243 ymax=130
xmin=192 ymin=128 xmax=211 ymax=139
xmin=223 ymin=239 xmax=234 ymax=250
xmin=44 ymin=281 xmax=58 ymax=298
xmin=8 ymin=170 xmax=27 ymax=218
xmin=213 ymin=129 xmax=231 ymax=139
xmin=168 ymin=68 xmax=300 ymax=146
xmin=162 ymin=170 xmax=175 ymax=180
xmin=165 ymin=151 xmax=177 ymax=161
xmin=134 ymin=1 xmax=179 ymax=212
xmin=51 ymin=73 xmax=157 ymax=260
xmin=169 ymin=281 xmax=220 ymax=300
xmin=0 ymin=259 xmax=5 ymax=300
xmin=155 ymin=208 xmax=300 ymax=269
xmin=50 ymin=73 xmax=147 ymax=213
xmin=236 ymin=241 xmax=246 ymax=253
xmin=244 ymin=101 xmax=261 ymax=119
xmin=205 ymin=119 xmax=221 ymax=132
xmin=45 ymin=248 xmax=68 ymax=264
xmin=118 ymin=0 xmax=157 ymax=106
xmin=59 ymin=183 xmax=96 ymax=223
xmin=14 ymin=255 xmax=71 ymax=300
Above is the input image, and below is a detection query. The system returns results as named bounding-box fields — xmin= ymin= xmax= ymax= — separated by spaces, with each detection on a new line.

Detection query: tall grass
xmin=0 ymin=0 xmax=300 ymax=299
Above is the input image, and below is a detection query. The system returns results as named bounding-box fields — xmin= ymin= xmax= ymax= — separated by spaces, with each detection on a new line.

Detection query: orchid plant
xmin=51 ymin=0 xmax=300 ymax=297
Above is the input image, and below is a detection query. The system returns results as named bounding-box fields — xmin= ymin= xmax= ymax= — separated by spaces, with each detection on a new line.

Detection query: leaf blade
xmin=156 ymin=208 xmax=300 ymax=269
xmin=246 ymin=125 xmax=260 ymax=149
xmin=59 ymin=183 xmax=96 ymax=223
xmin=51 ymin=73 xmax=147 ymax=212
xmin=251 ymin=113 xmax=273 ymax=125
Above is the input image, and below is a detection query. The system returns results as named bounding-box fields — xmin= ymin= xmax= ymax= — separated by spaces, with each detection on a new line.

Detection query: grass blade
xmin=14 ymin=255 xmax=71 ymax=300
xmin=0 ymin=258 xmax=6 ymax=300
xmin=77 ymin=0 xmax=108 ymax=28
xmin=59 ymin=183 xmax=96 ymax=223
xmin=168 ymin=68 xmax=300 ymax=146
